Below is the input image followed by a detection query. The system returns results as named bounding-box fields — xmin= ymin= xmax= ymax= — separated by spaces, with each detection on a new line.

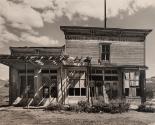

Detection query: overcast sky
xmin=0 ymin=0 xmax=155 ymax=80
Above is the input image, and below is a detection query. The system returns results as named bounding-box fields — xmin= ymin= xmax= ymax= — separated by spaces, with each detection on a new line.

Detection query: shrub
xmin=45 ymin=99 xmax=130 ymax=114
xmin=77 ymin=100 xmax=90 ymax=112
xmin=65 ymin=104 xmax=80 ymax=112
xmin=91 ymin=98 xmax=130 ymax=114
xmin=137 ymin=104 xmax=155 ymax=113
xmin=145 ymin=89 xmax=154 ymax=99
xmin=46 ymin=103 xmax=64 ymax=111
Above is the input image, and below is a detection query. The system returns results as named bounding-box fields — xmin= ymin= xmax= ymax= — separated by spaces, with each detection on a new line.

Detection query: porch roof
xmin=0 ymin=54 xmax=147 ymax=70
xmin=0 ymin=55 xmax=90 ymax=67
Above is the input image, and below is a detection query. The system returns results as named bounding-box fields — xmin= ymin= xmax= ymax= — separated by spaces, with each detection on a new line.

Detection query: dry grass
xmin=0 ymin=108 xmax=154 ymax=125
xmin=0 ymin=80 xmax=155 ymax=125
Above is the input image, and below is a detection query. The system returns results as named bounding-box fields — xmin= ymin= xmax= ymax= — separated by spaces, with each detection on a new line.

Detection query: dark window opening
xmin=96 ymin=69 xmax=103 ymax=74
xmin=105 ymin=76 xmax=118 ymax=81
xmin=81 ymin=88 xmax=86 ymax=96
xmin=136 ymin=88 xmax=141 ymax=96
xmin=20 ymin=76 xmax=34 ymax=98
xmin=69 ymin=88 xmax=74 ymax=96
xmin=91 ymin=76 xmax=103 ymax=81
xmin=51 ymin=87 xmax=57 ymax=98
xmin=75 ymin=88 xmax=80 ymax=96
xmin=105 ymin=70 xmax=118 ymax=74
xmin=41 ymin=70 xmax=57 ymax=74
xmin=43 ymin=86 xmax=49 ymax=98
xmin=125 ymin=88 xmax=129 ymax=96
xmin=68 ymin=88 xmax=86 ymax=96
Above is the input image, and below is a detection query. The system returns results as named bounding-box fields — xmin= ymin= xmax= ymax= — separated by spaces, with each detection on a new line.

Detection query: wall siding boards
xmin=66 ymin=40 xmax=144 ymax=65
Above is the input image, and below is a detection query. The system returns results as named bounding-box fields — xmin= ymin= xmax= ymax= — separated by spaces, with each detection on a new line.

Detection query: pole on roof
xmin=104 ymin=0 xmax=107 ymax=28
xmin=25 ymin=61 xmax=28 ymax=98
xmin=60 ymin=65 xmax=63 ymax=104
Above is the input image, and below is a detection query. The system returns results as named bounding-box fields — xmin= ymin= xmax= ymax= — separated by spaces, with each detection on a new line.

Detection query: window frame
xmin=100 ymin=43 xmax=111 ymax=63
xmin=68 ymin=70 xmax=86 ymax=97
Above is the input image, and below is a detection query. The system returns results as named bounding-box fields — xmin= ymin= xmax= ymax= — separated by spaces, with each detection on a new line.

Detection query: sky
xmin=0 ymin=0 xmax=155 ymax=80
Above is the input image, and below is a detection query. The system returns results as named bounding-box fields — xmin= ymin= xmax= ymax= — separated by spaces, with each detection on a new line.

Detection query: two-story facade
xmin=0 ymin=26 xmax=152 ymax=107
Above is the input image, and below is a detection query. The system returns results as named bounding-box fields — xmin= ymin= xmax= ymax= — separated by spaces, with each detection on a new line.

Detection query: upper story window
xmin=101 ymin=44 xmax=110 ymax=61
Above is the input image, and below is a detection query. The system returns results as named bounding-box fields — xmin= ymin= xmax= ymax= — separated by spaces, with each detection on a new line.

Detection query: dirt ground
xmin=0 ymin=107 xmax=155 ymax=125
xmin=0 ymin=81 xmax=155 ymax=125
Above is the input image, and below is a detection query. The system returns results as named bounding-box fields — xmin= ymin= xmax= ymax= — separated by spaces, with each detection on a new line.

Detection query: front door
xmin=42 ymin=73 xmax=57 ymax=98
xmin=20 ymin=75 xmax=34 ymax=98
xmin=105 ymin=82 xmax=119 ymax=99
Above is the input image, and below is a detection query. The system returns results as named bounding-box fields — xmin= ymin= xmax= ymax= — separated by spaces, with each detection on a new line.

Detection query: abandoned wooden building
xmin=0 ymin=26 xmax=152 ymax=106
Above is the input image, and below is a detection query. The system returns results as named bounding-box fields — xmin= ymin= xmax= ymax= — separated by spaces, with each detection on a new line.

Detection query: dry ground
xmin=0 ymin=107 xmax=155 ymax=125
xmin=0 ymin=80 xmax=155 ymax=125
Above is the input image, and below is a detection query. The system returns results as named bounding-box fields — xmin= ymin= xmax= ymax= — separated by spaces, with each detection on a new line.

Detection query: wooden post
xmin=87 ymin=64 xmax=90 ymax=103
xmin=25 ymin=61 xmax=28 ymax=98
xmin=60 ymin=65 xmax=63 ymax=104
xmin=139 ymin=70 xmax=146 ymax=103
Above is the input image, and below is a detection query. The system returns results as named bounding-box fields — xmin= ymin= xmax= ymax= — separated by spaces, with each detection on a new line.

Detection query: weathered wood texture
xmin=10 ymin=47 xmax=64 ymax=56
xmin=66 ymin=40 xmax=144 ymax=66
xmin=9 ymin=67 xmax=19 ymax=105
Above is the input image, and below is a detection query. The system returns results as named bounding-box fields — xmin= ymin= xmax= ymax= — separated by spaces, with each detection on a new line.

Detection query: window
xmin=68 ymin=88 xmax=86 ymax=96
xmin=51 ymin=87 xmax=57 ymax=97
xmin=81 ymin=88 xmax=86 ymax=96
xmin=101 ymin=44 xmax=110 ymax=61
xmin=43 ymin=86 xmax=49 ymax=98
xmin=41 ymin=69 xmax=57 ymax=74
xmin=20 ymin=76 xmax=34 ymax=98
xmin=75 ymin=88 xmax=80 ymax=96
xmin=105 ymin=76 xmax=118 ymax=81
xmin=68 ymin=70 xmax=86 ymax=96
xmin=69 ymin=88 xmax=74 ymax=96
xmin=105 ymin=69 xmax=118 ymax=74
xmin=124 ymin=72 xmax=140 ymax=97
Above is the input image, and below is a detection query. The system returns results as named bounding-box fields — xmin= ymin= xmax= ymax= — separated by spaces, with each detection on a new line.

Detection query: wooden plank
xmin=66 ymin=40 xmax=145 ymax=65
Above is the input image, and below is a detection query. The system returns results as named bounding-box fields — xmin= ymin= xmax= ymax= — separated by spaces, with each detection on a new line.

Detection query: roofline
xmin=9 ymin=45 xmax=65 ymax=51
xmin=60 ymin=26 xmax=152 ymax=35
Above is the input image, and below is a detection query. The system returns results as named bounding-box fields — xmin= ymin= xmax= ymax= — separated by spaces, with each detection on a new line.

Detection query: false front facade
xmin=0 ymin=26 xmax=152 ymax=106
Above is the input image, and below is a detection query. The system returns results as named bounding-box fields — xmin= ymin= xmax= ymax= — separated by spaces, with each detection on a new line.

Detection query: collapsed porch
xmin=0 ymin=54 xmax=147 ymax=107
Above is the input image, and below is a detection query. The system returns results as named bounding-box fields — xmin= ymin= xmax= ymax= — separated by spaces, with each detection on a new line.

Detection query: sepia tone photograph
xmin=0 ymin=0 xmax=155 ymax=125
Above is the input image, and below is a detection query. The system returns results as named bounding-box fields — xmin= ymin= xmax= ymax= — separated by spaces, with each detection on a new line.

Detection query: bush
xmin=137 ymin=104 xmax=155 ymax=113
xmin=46 ymin=103 xmax=64 ymax=111
xmin=77 ymin=100 xmax=90 ymax=112
xmin=145 ymin=89 xmax=154 ymax=99
xmin=45 ymin=99 xmax=130 ymax=114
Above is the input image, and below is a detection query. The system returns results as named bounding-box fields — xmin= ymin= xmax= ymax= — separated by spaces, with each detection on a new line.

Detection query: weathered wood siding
xmin=66 ymin=40 xmax=144 ymax=65
xmin=110 ymin=41 xmax=144 ymax=65
xmin=66 ymin=40 xmax=99 ymax=64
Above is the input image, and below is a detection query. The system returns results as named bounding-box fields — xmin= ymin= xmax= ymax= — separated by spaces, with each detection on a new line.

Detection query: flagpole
xmin=104 ymin=0 xmax=107 ymax=28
